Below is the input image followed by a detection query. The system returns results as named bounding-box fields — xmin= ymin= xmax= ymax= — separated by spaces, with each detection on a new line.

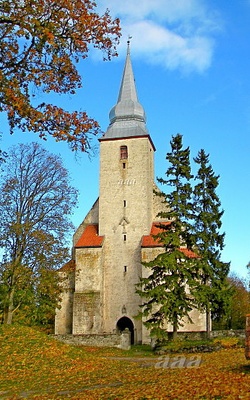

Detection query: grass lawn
xmin=0 ymin=325 xmax=250 ymax=399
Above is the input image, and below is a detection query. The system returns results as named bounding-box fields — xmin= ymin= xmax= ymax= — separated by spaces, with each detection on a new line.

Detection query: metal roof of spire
xmin=115 ymin=40 xmax=142 ymax=113
xmin=102 ymin=39 xmax=149 ymax=140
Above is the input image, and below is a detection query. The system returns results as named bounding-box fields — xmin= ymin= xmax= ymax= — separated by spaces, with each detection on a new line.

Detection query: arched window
xmin=120 ymin=145 xmax=128 ymax=159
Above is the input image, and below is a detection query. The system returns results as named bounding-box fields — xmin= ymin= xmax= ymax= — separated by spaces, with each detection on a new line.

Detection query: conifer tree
xmin=137 ymin=134 xmax=197 ymax=341
xmin=192 ymin=149 xmax=230 ymax=337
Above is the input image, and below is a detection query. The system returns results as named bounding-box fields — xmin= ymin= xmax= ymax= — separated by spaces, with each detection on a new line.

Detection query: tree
xmin=229 ymin=273 xmax=250 ymax=329
xmin=192 ymin=149 xmax=230 ymax=336
xmin=137 ymin=134 xmax=197 ymax=341
xmin=213 ymin=274 xmax=250 ymax=330
xmin=0 ymin=134 xmax=7 ymax=168
xmin=0 ymin=0 xmax=121 ymax=151
xmin=227 ymin=274 xmax=250 ymax=329
xmin=0 ymin=142 xmax=78 ymax=324
xmin=11 ymin=266 xmax=63 ymax=330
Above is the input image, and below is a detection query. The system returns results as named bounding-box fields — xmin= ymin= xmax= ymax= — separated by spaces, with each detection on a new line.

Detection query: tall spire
xmin=103 ymin=40 xmax=148 ymax=139
xmin=115 ymin=39 xmax=143 ymax=116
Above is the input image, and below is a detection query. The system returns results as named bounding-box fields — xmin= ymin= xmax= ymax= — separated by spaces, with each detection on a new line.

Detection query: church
xmin=55 ymin=43 xmax=206 ymax=344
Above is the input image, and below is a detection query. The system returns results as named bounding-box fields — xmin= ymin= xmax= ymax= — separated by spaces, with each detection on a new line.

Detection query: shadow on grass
xmin=231 ymin=363 xmax=250 ymax=374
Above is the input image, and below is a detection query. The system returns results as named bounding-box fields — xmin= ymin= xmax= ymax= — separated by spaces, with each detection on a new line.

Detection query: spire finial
xmin=127 ymin=35 xmax=132 ymax=54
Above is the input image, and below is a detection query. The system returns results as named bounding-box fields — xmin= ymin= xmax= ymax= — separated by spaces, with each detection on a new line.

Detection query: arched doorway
xmin=116 ymin=317 xmax=134 ymax=345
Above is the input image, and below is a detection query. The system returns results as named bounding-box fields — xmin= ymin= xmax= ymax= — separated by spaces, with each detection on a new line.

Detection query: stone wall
xmin=167 ymin=330 xmax=245 ymax=340
xmin=141 ymin=246 xmax=207 ymax=337
xmin=52 ymin=329 xmax=245 ymax=350
xmin=53 ymin=329 xmax=131 ymax=349
xmin=98 ymin=136 xmax=155 ymax=341
xmin=54 ymin=270 xmax=75 ymax=335
xmin=73 ymin=199 xmax=99 ymax=248
xmin=211 ymin=329 xmax=245 ymax=339
xmin=72 ymin=291 xmax=101 ymax=335
xmin=73 ymin=246 xmax=103 ymax=335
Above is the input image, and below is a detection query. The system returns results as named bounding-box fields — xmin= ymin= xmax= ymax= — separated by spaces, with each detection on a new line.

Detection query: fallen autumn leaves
xmin=0 ymin=325 xmax=250 ymax=399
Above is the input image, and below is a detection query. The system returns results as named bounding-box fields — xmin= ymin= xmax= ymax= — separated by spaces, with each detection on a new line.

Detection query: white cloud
xmin=121 ymin=20 xmax=214 ymax=73
xmin=98 ymin=0 xmax=222 ymax=73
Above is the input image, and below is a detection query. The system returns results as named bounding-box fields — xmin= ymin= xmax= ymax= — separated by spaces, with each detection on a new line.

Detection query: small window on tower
xmin=123 ymin=234 xmax=127 ymax=242
xmin=124 ymin=200 xmax=127 ymax=207
xmin=120 ymin=145 xmax=128 ymax=159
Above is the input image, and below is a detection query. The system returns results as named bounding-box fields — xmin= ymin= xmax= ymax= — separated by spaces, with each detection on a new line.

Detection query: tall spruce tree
xmin=192 ymin=149 xmax=230 ymax=337
xmin=136 ymin=134 xmax=197 ymax=341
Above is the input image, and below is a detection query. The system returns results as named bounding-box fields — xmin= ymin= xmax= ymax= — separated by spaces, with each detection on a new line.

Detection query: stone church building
xmin=55 ymin=43 xmax=206 ymax=344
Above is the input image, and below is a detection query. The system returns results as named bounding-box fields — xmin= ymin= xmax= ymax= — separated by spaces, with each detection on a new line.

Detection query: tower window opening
xmin=120 ymin=145 xmax=128 ymax=159
xmin=123 ymin=162 xmax=126 ymax=169
xmin=124 ymin=200 xmax=127 ymax=207
xmin=124 ymin=266 xmax=127 ymax=273
xmin=123 ymin=234 xmax=127 ymax=242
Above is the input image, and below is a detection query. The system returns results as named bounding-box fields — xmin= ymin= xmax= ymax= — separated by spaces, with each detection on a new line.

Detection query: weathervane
xmin=127 ymin=35 xmax=132 ymax=45
xmin=127 ymin=35 xmax=132 ymax=54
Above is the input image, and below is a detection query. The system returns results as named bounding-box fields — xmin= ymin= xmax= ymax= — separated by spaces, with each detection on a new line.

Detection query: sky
xmin=1 ymin=0 xmax=250 ymax=279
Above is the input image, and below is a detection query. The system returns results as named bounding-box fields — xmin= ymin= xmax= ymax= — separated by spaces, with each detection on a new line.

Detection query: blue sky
xmin=1 ymin=0 xmax=250 ymax=279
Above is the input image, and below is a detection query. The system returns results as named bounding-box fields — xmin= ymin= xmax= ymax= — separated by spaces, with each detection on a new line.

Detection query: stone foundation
xmin=52 ymin=329 xmax=131 ymax=349
xmin=52 ymin=329 xmax=245 ymax=350
xmin=167 ymin=330 xmax=245 ymax=341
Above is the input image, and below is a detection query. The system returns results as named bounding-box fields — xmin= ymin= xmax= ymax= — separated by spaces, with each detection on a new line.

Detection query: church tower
xmin=55 ymin=42 xmax=206 ymax=343
xmin=98 ymin=41 xmax=155 ymax=342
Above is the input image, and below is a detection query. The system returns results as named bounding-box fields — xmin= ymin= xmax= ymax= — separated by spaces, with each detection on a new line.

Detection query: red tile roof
xmin=141 ymin=222 xmax=171 ymax=247
xmin=179 ymin=247 xmax=198 ymax=259
xmin=141 ymin=222 xmax=197 ymax=258
xmin=75 ymin=224 xmax=104 ymax=248
xmin=59 ymin=259 xmax=75 ymax=272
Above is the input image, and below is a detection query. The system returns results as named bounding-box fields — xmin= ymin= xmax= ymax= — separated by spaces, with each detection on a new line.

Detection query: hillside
xmin=0 ymin=325 xmax=250 ymax=399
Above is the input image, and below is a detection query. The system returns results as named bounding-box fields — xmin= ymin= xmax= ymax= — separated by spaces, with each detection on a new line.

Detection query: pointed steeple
xmin=102 ymin=40 xmax=149 ymax=140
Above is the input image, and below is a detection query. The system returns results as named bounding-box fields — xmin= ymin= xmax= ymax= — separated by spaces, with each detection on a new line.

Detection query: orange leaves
xmin=42 ymin=104 xmax=100 ymax=151
xmin=0 ymin=0 xmax=121 ymax=151
xmin=1 ymin=325 xmax=250 ymax=399
xmin=2 ymin=84 xmax=100 ymax=150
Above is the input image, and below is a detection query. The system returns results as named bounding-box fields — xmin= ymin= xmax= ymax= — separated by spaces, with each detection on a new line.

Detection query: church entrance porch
xmin=116 ymin=316 xmax=134 ymax=345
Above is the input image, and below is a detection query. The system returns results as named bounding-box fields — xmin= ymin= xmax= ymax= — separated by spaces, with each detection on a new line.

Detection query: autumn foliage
xmin=0 ymin=142 xmax=78 ymax=325
xmin=0 ymin=0 xmax=121 ymax=151
xmin=1 ymin=325 xmax=250 ymax=399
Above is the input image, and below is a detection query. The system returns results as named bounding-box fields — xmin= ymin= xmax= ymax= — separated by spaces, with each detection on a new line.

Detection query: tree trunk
xmin=172 ymin=321 xmax=178 ymax=341
xmin=206 ymin=307 xmax=211 ymax=339
xmin=3 ymin=253 xmax=22 ymax=324
xmin=3 ymin=286 xmax=15 ymax=324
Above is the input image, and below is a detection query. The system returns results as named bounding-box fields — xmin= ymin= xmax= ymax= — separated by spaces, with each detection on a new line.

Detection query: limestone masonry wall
xmin=53 ymin=329 xmax=131 ymax=350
